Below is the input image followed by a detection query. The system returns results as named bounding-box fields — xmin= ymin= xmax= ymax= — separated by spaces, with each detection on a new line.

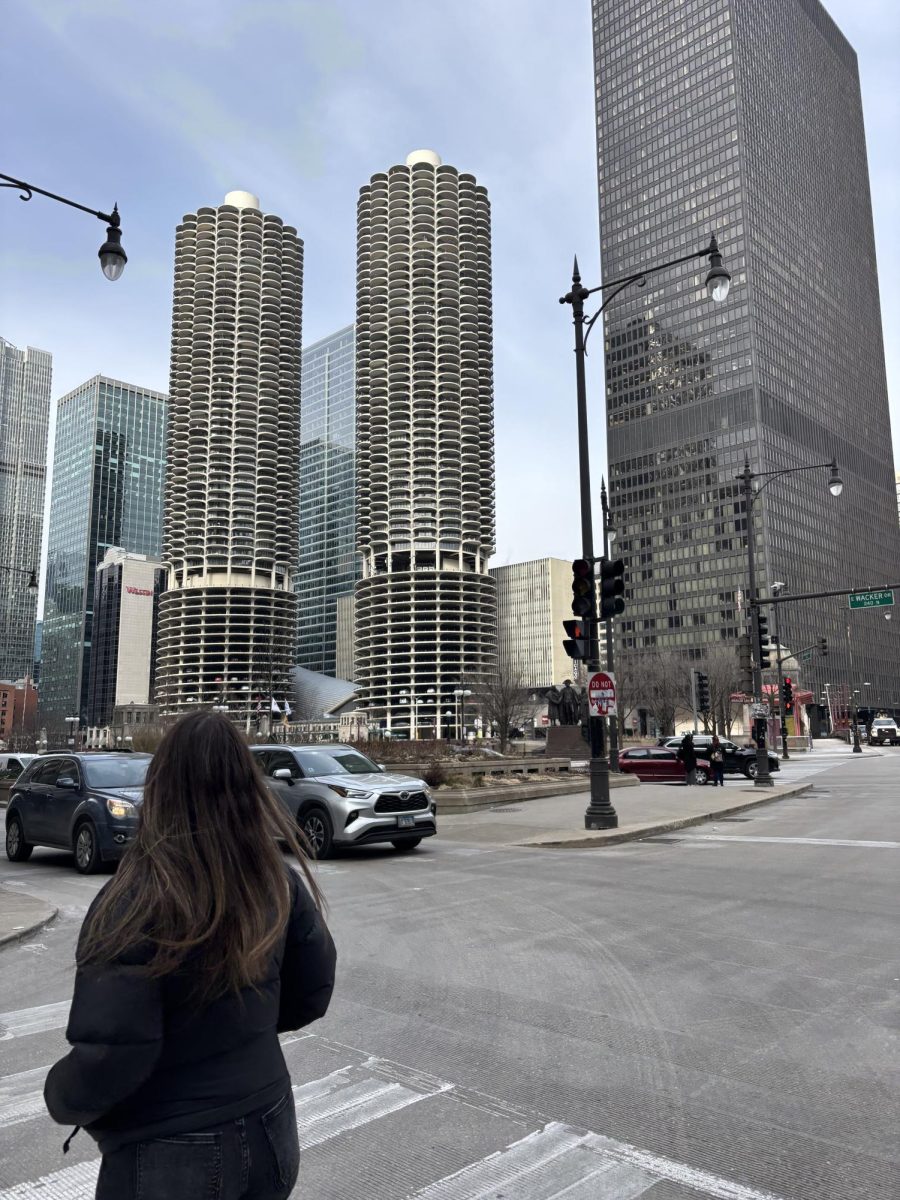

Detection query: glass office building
xmin=295 ymin=325 xmax=358 ymax=676
xmin=0 ymin=339 xmax=51 ymax=681
xmin=40 ymin=377 xmax=167 ymax=737
xmin=593 ymin=0 xmax=900 ymax=704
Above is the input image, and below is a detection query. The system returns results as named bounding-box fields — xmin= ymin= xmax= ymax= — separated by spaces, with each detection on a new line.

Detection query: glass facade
xmin=0 ymin=339 xmax=51 ymax=681
xmin=295 ymin=325 xmax=358 ymax=676
xmin=593 ymin=0 xmax=900 ymax=703
xmin=41 ymin=377 xmax=167 ymax=736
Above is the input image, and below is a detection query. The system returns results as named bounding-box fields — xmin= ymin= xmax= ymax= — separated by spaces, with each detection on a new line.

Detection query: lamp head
xmin=27 ymin=568 xmax=38 ymax=592
xmin=98 ymin=204 xmax=127 ymax=281
xmin=828 ymin=459 xmax=843 ymax=497
xmin=704 ymin=235 xmax=731 ymax=303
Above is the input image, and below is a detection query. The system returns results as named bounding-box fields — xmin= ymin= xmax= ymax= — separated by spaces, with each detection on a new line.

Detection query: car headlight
xmin=326 ymin=785 xmax=373 ymax=799
xmin=106 ymin=797 xmax=137 ymax=819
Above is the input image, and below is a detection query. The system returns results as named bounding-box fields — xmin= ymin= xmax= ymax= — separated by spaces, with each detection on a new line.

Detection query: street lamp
xmin=1 ymin=173 xmax=126 ymax=280
xmin=561 ymin=235 xmax=729 ymax=828
xmin=453 ymin=688 xmax=471 ymax=741
xmin=442 ymin=709 xmax=454 ymax=741
xmin=738 ymin=458 xmax=843 ymax=786
xmin=0 ymin=564 xmax=38 ymax=592
xmin=845 ymin=622 xmax=862 ymax=753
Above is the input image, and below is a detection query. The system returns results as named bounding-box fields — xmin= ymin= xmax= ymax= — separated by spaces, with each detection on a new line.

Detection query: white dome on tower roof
xmin=405 ymin=149 xmax=441 ymax=167
xmin=223 ymin=190 xmax=260 ymax=210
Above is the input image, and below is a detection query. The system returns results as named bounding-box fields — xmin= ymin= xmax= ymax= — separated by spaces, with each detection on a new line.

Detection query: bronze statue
xmin=546 ymin=685 xmax=562 ymax=726
xmin=559 ymin=679 xmax=581 ymax=726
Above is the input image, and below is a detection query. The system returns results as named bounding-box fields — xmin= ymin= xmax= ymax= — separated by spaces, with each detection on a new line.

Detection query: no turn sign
xmin=588 ymin=671 xmax=617 ymax=717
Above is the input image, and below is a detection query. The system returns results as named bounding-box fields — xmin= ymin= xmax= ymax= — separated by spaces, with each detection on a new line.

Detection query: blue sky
xmin=2 ymin=0 xmax=897 ymax=592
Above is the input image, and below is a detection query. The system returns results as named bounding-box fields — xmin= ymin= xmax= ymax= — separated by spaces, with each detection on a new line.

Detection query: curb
xmin=0 ymin=890 xmax=59 ymax=950
xmin=515 ymin=782 xmax=814 ymax=849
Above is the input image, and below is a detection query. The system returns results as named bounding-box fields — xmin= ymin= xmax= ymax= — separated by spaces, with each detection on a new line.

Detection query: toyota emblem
xmin=399 ymin=790 xmax=409 ymax=800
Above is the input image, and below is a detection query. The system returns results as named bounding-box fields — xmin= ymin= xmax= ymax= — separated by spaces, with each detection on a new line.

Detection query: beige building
xmin=491 ymin=558 xmax=583 ymax=688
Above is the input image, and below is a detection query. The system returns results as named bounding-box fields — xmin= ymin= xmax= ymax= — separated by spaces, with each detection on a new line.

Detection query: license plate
xmin=397 ymin=815 xmax=415 ymax=829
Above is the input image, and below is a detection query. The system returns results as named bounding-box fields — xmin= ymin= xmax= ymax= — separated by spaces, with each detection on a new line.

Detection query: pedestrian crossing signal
xmin=563 ymin=618 xmax=589 ymax=660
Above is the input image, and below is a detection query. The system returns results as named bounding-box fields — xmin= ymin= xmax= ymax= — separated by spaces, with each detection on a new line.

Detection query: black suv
xmin=659 ymin=736 xmax=780 ymax=779
xmin=5 ymin=753 xmax=150 ymax=874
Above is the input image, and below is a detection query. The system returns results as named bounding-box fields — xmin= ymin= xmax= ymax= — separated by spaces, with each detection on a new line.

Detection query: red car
xmin=618 ymin=747 xmax=711 ymax=784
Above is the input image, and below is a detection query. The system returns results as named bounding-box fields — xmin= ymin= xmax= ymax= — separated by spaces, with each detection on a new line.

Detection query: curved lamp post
xmin=739 ymin=458 xmax=843 ymax=784
xmin=560 ymin=235 xmax=730 ymax=829
xmin=0 ymin=565 xmax=38 ymax=592
xmin=1 ymin=173 xmax=126 ymax=280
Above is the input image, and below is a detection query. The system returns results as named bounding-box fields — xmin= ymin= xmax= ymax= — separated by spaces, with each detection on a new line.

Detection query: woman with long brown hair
xmin=44 ymin=711 xmax=336 ymax=1199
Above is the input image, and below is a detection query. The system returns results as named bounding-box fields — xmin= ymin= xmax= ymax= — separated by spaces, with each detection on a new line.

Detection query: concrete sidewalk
xmin=0 ymin=885 xmax=58 ymax=948
xmin=437 ymin=777 xmax=813 ymax=849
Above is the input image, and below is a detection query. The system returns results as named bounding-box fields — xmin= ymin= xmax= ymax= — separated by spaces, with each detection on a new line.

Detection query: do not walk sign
xmin=588 ymin=672 xmax=617 ymax=717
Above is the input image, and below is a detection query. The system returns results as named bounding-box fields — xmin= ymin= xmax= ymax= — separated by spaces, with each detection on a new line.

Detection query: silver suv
xmin=250 ymin=744 xmax=436 ymax=859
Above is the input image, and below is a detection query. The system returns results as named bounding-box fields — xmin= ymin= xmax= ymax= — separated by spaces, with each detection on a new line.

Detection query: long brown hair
xmin=80 ymin=711 xmax=324 ymax=1002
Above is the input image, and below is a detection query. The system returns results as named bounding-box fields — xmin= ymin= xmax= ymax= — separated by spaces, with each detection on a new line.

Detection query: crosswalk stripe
xmin=678 ymin=834 xmax=900 ymax=849
xmin=0 ymin=1000 xmax=69 ymax=1042
xmin=0 ymin=1159 xmax=99 ymax=1200
xmin=0 ymin=1065 xmax=48 ymax=1129
xmin=293 ymin=1061 xmax=452 ymax=1150
xmin=409 ymin=1124 xmax=656 ymax=1199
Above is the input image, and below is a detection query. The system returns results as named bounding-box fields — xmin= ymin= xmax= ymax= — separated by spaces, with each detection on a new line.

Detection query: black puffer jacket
xmin=44 ymin=867 xmax=336 ymax=1154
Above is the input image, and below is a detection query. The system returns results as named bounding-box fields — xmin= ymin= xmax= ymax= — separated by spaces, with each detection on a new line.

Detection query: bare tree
xmin=698 ymin=643 xmax=744 ymax=735
xmin=475 ymin=657 xmax=541 ymax=754
xmin=611 ymin=649 xmax=642 ymax=740
xmin=639 ymin=649 xmax=692 ymax=736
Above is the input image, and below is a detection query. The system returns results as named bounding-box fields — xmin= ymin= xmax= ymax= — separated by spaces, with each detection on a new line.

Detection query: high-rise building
xmin=295 ymin=324 xmax=358 ymax=675
xmin=592 ymin=0 xmax=900 ymax=701
xmin=354 ymin=150 xmax=497 ymax=733
xmin=155 ymin=192 xmax=302 ymax=716
xmin=491 ymin=558 xmax=579 ymax=688
xmin=0 ymin=339 xmax=51 ymax=681
xmin=87 ymin=548 xmax=164 ymax=728
xmin=40 ymin=376 xmax=167 ymax=736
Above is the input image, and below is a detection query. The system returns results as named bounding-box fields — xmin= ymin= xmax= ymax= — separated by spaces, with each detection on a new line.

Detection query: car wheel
xmin=73 ymin=821 xmax=102 ymax=875
xmin=744 ymin=761 xmax=757 ymax=779
xmin=391 ymin=838 xmax=423 ymax=853
xmin=694 ymin=768 xmax=709 ymax=785
xmin=5 ymin=814 xmax=33 ymax=862
xmin=300 ymin=807 xmax=334 ymax=860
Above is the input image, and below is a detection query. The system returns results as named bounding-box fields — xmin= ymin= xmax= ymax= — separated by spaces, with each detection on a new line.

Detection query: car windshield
xmin=82 ymin=757 xmax=150 ymax=789
xmin=295 ymin=749 xmax=380 ymax=777
xmin=873 ymin=719 xmax=893 ymax=726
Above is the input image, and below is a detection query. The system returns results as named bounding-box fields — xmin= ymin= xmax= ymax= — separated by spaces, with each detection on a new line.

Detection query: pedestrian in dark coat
xmin=709 ymin=734 xmax=726 ymax=787
xmin=678 ymin=732 xmax=698 ymax=784
xmin=44 ymin=711 xmax=336 ymax=1200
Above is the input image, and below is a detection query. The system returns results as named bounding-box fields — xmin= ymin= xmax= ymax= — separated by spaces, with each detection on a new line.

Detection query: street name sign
xmin=588 ymin=671 xmax=616 ymax=717
xmin=848 ymin=589 xmax=894 ymax=610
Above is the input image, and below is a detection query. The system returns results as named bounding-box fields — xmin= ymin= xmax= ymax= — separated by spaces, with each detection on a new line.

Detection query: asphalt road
xmin=1 ymin=751 xmax=898 ymax=1199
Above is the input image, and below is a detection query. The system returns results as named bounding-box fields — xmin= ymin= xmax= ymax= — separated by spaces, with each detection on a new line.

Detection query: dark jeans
xmin=711 ymin=764 xmax=725 ymax=786
xmin=95 ymin=1091 xmax=299 ymax=1200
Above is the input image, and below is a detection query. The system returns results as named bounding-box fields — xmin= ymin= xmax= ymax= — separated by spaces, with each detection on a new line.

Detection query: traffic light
xmin=695 ymin=671 xmax=710 ymax=713
xmin=737 ymin=634 xmax=753 ymax=694
xmin=782 ymin=676 xmax=794 ymax=714
xmin=599 ymin=557 xmax=626 ymax=621
xmin=756 ymin=612 xmax=772 ymax=669
xmin=571 ymin=558 xmax=593 ymax=618
xmin=818 ymin=636 xmax=828 ymax=658
xmin=563 ymin=618 xmax=589 ymax=661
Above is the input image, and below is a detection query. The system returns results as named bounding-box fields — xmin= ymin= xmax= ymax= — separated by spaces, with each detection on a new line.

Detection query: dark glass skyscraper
xmin=295 ymin=324 xmax=358 ymax=676
xmin=593 ymin=0 xmax=900 ymax=703
xmin=41 ymin=377 xmax=167 ymax=737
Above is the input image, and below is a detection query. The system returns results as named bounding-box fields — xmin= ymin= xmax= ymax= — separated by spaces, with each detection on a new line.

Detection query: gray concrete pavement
xmin=0 ymin=749 xmax=898 ymax=1198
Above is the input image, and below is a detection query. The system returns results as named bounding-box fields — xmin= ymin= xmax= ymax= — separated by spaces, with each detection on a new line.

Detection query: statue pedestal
xmin=546 ymin=725 xmax=588 ymax=759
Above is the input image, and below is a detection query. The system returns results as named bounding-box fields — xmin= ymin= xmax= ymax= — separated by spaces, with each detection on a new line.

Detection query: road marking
xmin=678 ymin=835 xmax=900 ymax=849
xmin=0 ymin=1000 xmax=69 ymax=1041
xmin=292 ymin=1058 xmax=452 ymax=1150
xmin=0 ymin=1159 xmax=99 ymax=1199
xmin=0 ymin=1066 xmax=49 ymax=1129
xmin=410 ymin=1123 xmax=657 ymax=1198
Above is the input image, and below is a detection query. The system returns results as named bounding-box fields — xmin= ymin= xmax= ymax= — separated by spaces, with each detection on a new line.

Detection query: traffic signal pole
xmin=739 ymin=462 xmax=775 ymax=788
xmin=564 ymin=259 xmax=617 ymax=830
